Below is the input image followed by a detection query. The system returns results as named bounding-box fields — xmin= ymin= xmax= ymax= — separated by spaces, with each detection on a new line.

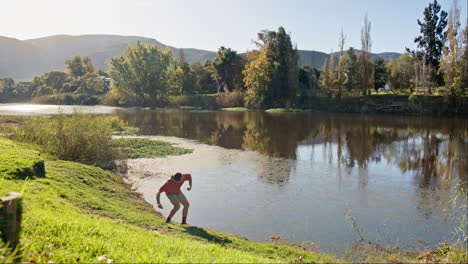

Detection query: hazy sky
xmin=2 ymin=0 xmax=467 ymax=53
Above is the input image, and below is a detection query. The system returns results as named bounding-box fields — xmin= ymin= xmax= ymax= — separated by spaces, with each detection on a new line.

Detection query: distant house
xmin=379 ymin=83 xmax=391 ymax=92
xmin=99 ymin=76 xmax=112 ymax=88
xmin=16 ymin=81 xmax=32 ymax=90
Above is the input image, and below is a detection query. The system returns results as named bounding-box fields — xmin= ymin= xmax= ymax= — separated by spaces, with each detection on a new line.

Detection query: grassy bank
xmin=265 ymin=108 xmax=316 ymax=113
xmin=0 ymin=137 xmax=338 ymax=263
xmin=162 ymin=94 xmax=468 ymax=115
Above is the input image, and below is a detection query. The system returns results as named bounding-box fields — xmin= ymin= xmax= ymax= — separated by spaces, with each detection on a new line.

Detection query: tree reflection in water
xmin=116 ymin=109 xmax=467 ymax=193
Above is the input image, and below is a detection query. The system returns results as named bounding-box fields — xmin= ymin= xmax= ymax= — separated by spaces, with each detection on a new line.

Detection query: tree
xmin=327 ymin=52 xmax=336 ymax=95
xmin=337 ymin=30 xmax=347 ymax=98
xmin=345 ymin=47 xmax=360 ymax=94
xmin=243 ymin=27 xmax=299 ymax=108
xmin=387 ymin=54 xmax=416 ymax=90
xmin=261 ymin=27 xmax=299 ymax=107
xmin=191 ymin=62 xmax=217 ymax=94
xmin=0 ymin=78 xmax=15 ymax=98
xmin=359 ymin=14 xmax=373 ymax=96
xmin=320 ymin=58 xmax=329 ymax=95
xmin=298 ymin=66 xmax=320 ymax=98
xmin=98 ymin=69 xmax=109 ymax=77
xmin=412 ymin=0 xmax=448 ymax=86
xmin=109 ymin=42 xmax=173 ymax=106
xmin=243 ymin=49 xmax=273 ymax=109
xmin=461 ymin=25 xmax=468 ymax=95
xmin=65 ymin=56 xmax=95 ymax=78
xmin=78 ymin=72 xmax=105 ymax=95
xmin=373 ymin=59 xmax=387 ymax=92
xmin=212 ymin=47 xmax=243 ymax=92
xmin=42 ymin=71 xmax=68 ymax=91
xmin=440 ymin=0 xmax=464 ymax=97
xmin=167 ymin=66 xmax=185 ymax=95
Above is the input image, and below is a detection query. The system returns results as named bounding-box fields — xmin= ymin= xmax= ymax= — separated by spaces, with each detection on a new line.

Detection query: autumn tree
xmin=243 ymin=50 xmax=273 ymax=109
xmin=327 ymin=52 xmax=336 ymax=95
xmin=461 ymin=25 xmax=468 ymax=95
xmin=440 ymin=0 xmax=464 ymax=97
xmin=337 ymin=30 xmax=347 ymax=98
xmin=320 ymin=58 xmax=330 ymax=95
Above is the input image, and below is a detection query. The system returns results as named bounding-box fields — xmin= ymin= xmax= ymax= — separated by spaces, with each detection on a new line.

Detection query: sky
xmin=2 ymin=0 xmax=467 ymax=53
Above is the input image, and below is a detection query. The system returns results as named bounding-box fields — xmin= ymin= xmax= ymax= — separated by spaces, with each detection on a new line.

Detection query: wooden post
xmin=0 ymin=192 xmax=22 ymax=250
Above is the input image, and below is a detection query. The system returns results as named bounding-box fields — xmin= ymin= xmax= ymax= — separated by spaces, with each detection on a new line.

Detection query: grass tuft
xmin=116 ymin=138 xmax=193 ymax=159
xmin=221 ymin=107 xmax=250 ymax=112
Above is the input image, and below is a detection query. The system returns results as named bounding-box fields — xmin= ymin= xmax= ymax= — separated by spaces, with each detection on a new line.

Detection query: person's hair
xmin=172 ymin=172 xmax=182 ymax=181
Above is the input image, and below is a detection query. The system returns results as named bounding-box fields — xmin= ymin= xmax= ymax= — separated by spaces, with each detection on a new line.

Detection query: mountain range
xmin=0 ymin=34 xmax=401 ymax=81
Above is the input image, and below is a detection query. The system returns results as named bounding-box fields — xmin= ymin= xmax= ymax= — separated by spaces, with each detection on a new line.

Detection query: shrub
xmin=168 ymin=94 xmax=217 ymax=108
xmin=31 ymin=93 xmax=99 ymax=105
xmin=215 ymin=91 xmax=244 ymax=108
xmin=12 ymin=114 xmax=125 ymax=169
xmin=100 ymin=89 xmax=126 ymax=106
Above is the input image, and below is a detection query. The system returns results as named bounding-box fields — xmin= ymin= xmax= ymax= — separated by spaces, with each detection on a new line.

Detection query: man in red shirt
xmin=156 ymin=172 xmax=192 ymax=224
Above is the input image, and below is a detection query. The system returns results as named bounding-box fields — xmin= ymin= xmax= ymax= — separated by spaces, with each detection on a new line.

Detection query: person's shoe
xmin=181 ymin=216 xmax=187 ymax=225
xmin=165 ymin=218 xmax=171 ymax=223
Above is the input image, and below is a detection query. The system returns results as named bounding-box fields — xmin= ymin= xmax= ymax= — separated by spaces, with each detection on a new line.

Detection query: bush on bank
xmin=11 ymin=114 xmax=125 ymax=169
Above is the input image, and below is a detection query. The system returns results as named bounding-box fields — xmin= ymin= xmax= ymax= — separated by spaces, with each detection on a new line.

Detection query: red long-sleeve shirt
xmin=158 ymin=174 xmax=191 ymax=195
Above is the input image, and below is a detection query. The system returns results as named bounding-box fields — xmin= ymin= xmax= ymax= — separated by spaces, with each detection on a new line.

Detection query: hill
xmin=0 ymin=34 xmax=401 ymax=81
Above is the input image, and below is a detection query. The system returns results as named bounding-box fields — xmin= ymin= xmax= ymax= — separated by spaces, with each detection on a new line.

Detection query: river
xmin=1 ymin=103 xmax=467 ymax=254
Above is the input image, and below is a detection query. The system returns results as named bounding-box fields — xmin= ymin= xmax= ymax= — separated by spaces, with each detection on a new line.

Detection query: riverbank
xmin=1 ymin=133 xmax=466 ymax=262
xmin=6 ymin=93 xmax=468 ymax=116
xmin=0 ymin=137 xmax=338 ymax=263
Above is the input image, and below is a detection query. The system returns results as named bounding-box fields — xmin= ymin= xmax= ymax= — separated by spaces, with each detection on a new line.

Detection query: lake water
xmin=1 ymin=104 xmax=467 ymax=254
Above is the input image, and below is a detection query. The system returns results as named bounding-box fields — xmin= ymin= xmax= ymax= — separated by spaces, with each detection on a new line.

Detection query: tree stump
xmin=0 ymin=192 xmax=22 ymax=249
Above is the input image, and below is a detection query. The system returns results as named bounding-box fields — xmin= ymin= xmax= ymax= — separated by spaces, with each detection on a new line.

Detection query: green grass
xmin=0 ymin=139 xmax=44 ymax=179
xmin=0 ymin=137 xmax=338 ymax=263
xmin=265 ymin=108 xmax=315 ymax=113
xmin=220 ymin=107 xmax=250 ymax=112
xmin=117 ymin=138 xmax=193 ymax=159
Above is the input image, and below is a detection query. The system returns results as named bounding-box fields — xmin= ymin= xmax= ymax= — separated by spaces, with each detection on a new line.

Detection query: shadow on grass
xmin=182 ymin=226 xmax=232 ymax=245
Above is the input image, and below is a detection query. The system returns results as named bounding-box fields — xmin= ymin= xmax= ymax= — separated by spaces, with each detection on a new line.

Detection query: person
xmin=156 ymin=172 xmax=192 ymax=224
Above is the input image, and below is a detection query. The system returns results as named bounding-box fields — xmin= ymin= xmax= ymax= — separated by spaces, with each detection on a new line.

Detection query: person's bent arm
xmin=156 ymin=191 xmax=163 ymax=209
xmin=187 ymin=175 xmax=192 ymax=191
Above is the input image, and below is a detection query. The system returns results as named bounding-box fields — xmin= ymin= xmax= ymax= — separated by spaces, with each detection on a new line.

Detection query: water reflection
xmin=116 ymin=109 xmax=467 ymax=188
